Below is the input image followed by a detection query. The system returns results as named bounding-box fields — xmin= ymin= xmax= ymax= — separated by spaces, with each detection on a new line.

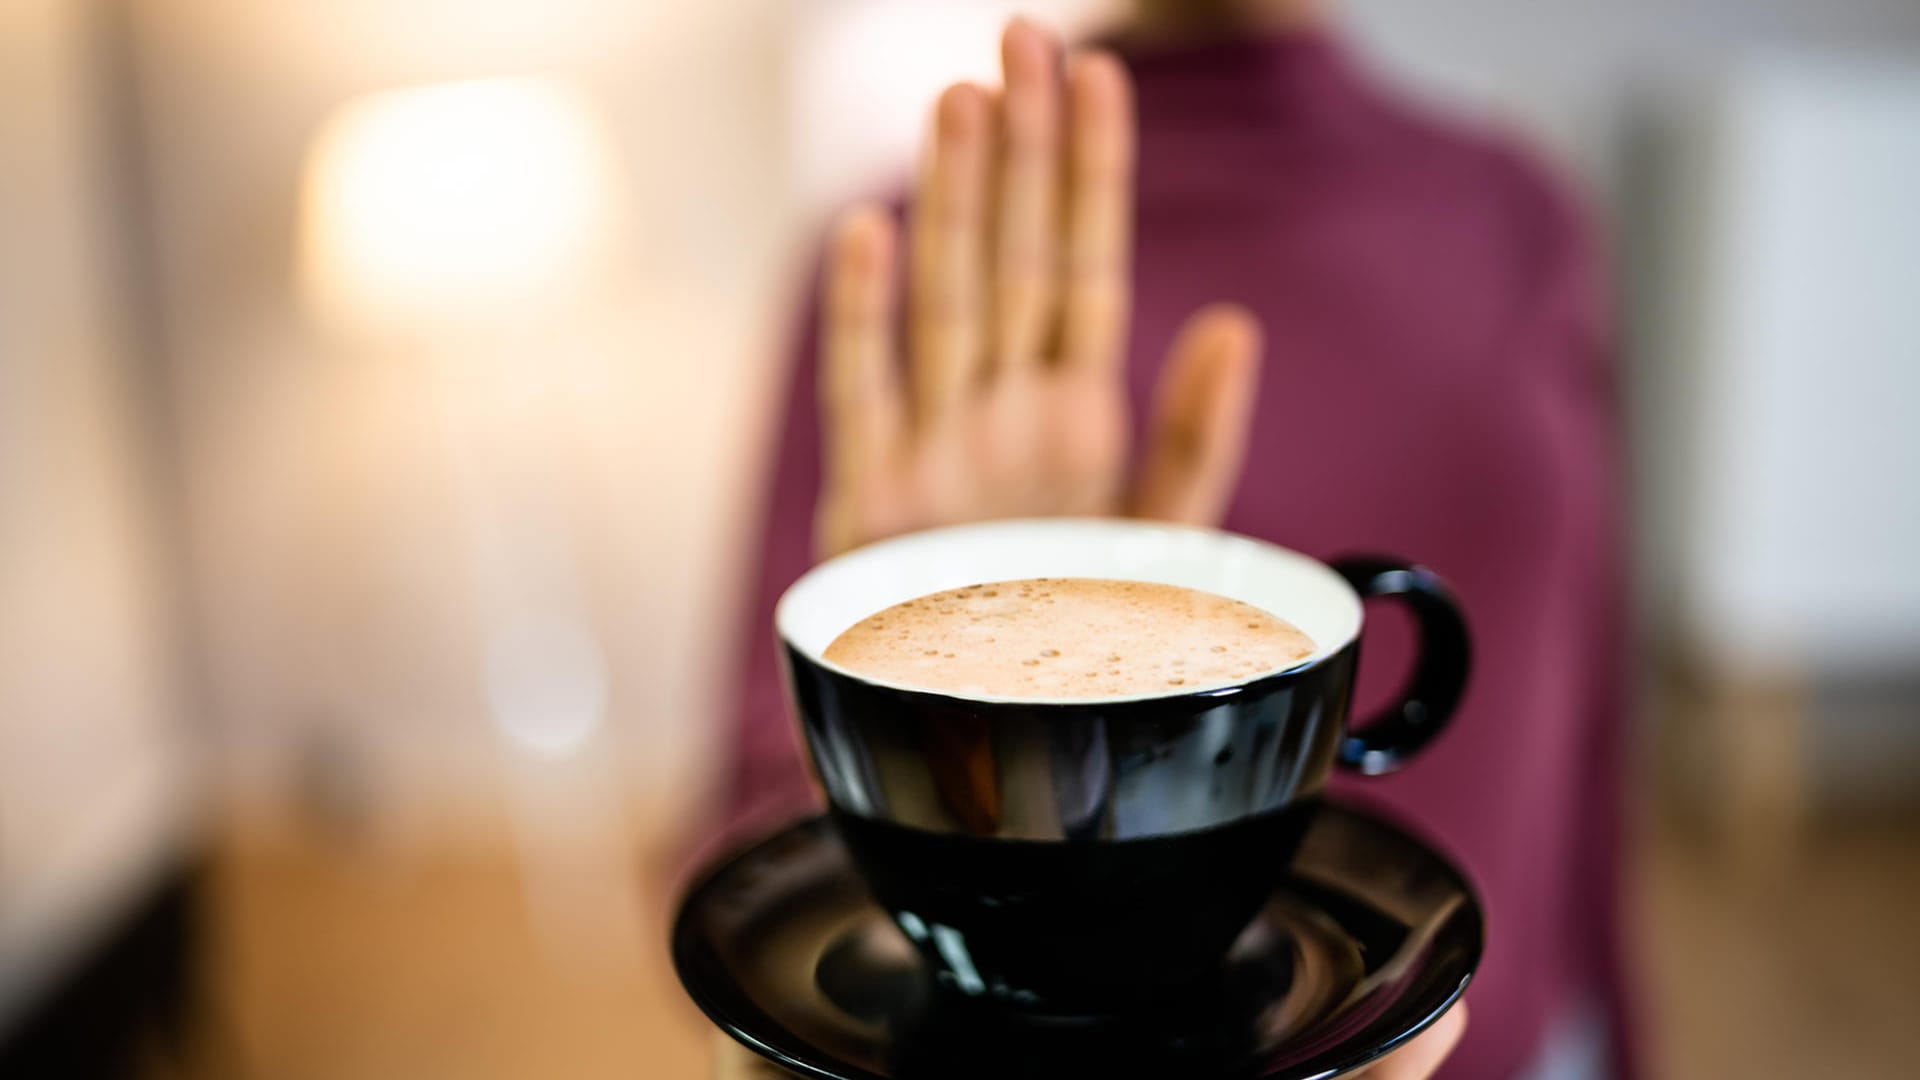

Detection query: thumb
xmin=1130 ymin=304 xmax=1263 ymax=525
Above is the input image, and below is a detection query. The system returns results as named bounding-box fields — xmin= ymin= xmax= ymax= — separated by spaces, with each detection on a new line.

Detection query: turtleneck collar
xmin=1096 ymin=25 xmax=1372 ymax=130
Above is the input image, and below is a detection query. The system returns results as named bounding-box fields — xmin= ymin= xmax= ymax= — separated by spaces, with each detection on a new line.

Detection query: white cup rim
xmin=775 ymin=518 xmax=1364 ymax=705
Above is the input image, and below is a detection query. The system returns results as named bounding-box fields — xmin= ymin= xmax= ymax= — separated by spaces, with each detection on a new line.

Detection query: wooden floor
xmin=178 ymin=818 xmax=712 ymax=1080
xmin=167 ymin=810 xmax=1920 ymax=1079
xmin=1641 ymin=817 xmax=1920 ymax=1079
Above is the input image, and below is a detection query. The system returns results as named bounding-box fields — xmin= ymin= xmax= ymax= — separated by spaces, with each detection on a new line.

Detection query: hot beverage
xmin=774 ymin=520 xmax=1470 ymax=1017
xmin=823 ymin=577 xmax=1315 ymax=700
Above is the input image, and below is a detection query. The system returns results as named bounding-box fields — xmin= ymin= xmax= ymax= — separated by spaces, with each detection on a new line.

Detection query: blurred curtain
xmin=0 ymin=0 xmax=196 ymax=1042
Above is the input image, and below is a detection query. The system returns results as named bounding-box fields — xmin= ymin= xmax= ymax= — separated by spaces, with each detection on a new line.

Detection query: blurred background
xmin=2 ymin=0 xmax=1917 ymax=1077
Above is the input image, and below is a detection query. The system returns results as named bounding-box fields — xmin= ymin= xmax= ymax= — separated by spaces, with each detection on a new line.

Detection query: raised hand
xmin=814 ymin=19 xmax=1263 ymax=559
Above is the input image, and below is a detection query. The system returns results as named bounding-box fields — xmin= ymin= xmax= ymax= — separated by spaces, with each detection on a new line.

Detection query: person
xmin=710 ymin=3 xmax=1634 ymax=1078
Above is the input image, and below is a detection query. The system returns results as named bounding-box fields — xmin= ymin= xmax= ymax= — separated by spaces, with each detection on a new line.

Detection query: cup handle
xmin=1330 ymin=557 xmax=1472 ymax=775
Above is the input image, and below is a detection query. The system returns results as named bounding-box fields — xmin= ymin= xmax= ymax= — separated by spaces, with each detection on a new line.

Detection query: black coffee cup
xmin=776 ymin=519 xmax=1469 ymax=1018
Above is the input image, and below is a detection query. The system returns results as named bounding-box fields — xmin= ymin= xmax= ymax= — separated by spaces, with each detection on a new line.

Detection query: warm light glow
xmin=298 ymin=77 xmax=627 ymax=335
xmin=484 ymin=611 xmax=608 ymax=758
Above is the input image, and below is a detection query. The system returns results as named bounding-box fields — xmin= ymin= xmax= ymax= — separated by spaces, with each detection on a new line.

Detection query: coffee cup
xmin=775 ymin=518 xmax=1470 ymax=1018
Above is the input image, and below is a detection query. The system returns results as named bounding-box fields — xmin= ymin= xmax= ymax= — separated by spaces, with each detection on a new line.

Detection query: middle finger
xmin=992 ymin=18 xmax=1064 ymax=369
xmin=1060 ymin=51 xmax=1135 ymax=374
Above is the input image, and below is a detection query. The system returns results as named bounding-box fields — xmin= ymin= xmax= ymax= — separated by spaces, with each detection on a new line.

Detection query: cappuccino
xmin=823 ymin=577 xmax=1314 ymax=699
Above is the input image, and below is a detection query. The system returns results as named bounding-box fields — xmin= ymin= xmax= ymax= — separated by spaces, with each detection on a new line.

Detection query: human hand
xmin=814 ymin=18 xmax=1263 ymax=559
xmin=710 ymin=1001 xmax=1467 ymax=1079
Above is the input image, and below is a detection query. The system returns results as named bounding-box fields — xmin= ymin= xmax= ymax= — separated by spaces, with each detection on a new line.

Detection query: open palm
xmin=814 ymin=19 xmax=1261 ymax=559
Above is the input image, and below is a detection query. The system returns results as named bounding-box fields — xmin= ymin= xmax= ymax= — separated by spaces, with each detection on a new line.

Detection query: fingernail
xmin=1074 ymin=51 xmax=1124 ymax=86
xmin=1072 ymin=52 xmax=1130 ymax=110
xmin=1003 ymin=18 xmax=1055 ymax=79
xmin=938 ymin=83 xmax=982 ymax=136
xmin=839 ymin=207 xmax=890 ymax=265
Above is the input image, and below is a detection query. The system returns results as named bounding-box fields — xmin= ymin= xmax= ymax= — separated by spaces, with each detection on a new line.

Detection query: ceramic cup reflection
xmin=776 ymin=519 xmax=1470 ymax=1018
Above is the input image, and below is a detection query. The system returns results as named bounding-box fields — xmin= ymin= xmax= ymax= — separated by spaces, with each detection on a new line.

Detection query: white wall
xmin=1666 ymin=60 xmax=1920 ymax=672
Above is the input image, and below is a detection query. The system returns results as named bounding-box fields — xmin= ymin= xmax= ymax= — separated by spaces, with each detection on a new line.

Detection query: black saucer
xmin=672 ymin=802 xmax=1481 ymax=1079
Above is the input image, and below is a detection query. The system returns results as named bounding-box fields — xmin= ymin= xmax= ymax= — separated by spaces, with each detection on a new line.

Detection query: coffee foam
xmin=822 ymin=577 xmax=1316 ymax=701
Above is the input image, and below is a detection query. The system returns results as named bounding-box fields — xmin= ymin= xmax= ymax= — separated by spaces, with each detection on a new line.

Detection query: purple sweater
xmin=714 ymin=31 xmax=1638 ymax=1080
